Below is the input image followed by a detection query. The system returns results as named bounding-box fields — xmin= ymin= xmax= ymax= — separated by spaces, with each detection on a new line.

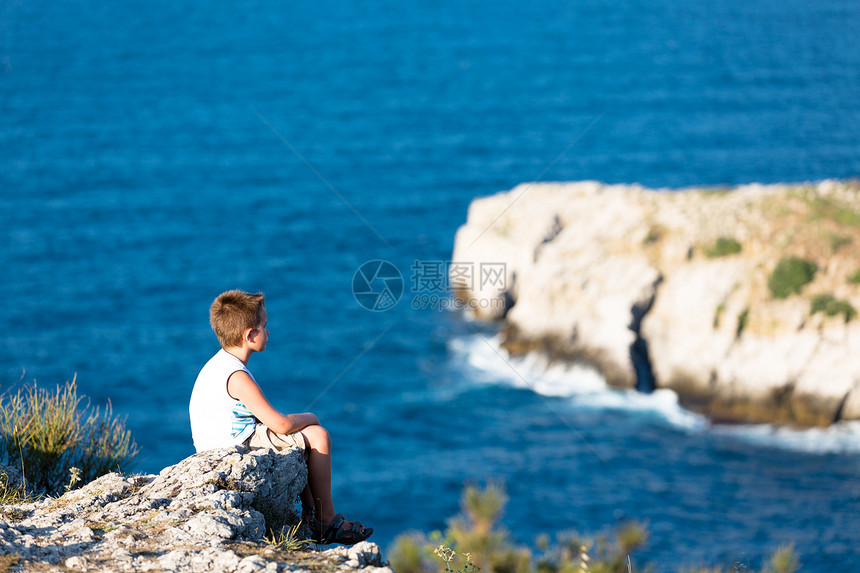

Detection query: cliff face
xmin=451 ymin=180 xmax=860 ymax=426
xmin=0 ymin=447 xmax=391 ymax=573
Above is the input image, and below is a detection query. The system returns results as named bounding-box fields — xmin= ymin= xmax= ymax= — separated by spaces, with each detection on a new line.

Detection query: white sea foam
xmin=448 ymin=333 xmax=705 ymax=430
xmin=448 ymin=332 xmax=860 ymax=453
xmin=448 ymin=333 xmax=604 ymax=393
xmin=711 ymin=421 xmax=860 ymax=454
xmin=574 ymin=387 xmax=707 ymax=430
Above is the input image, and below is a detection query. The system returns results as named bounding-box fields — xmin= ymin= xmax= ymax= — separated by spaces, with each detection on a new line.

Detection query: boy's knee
xmin=302 ymin=425 xmax=331 ymax=449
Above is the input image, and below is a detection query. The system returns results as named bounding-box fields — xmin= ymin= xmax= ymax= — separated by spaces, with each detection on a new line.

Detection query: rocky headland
xmin=451 ymin=180 xmax=860 ymax=427
xmin=0 ymin=447 xmax=391 ymax=573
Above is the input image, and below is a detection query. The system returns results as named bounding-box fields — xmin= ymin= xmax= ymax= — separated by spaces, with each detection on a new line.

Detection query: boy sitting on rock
xmin=189 ymin=289 xmax=372 ymax=545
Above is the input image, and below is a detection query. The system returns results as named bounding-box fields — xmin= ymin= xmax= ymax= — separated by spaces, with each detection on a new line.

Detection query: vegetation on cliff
xmin=767 ymin=257 xmax=818 ymax=300
xmin=809 ymin=293 xmax=857 ymax=322
xmin=388 ymin=483 xmax=799 ymax=573
xmin=703 ymin=236 xmax=742 ymax=259
xmin=0 ymin=377 xmax=138 ymax=497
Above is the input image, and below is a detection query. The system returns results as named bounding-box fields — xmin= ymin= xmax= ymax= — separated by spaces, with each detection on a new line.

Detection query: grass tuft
xmin=263 ymin=521 xmax=309 ymax=552
xmin=0 ymin=376 xmax=138 ymax=496
xmin=766 ymin=543 xmax=800 ymax=573
xmin=0 ymin=467 xmax=29 ymax=505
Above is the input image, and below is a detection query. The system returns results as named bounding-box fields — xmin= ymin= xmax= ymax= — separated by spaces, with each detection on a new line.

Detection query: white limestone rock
xmin=451 ymin=180 xmax=860 ymax=425
xmin=0 ymin=446 xmax=391 ymax=573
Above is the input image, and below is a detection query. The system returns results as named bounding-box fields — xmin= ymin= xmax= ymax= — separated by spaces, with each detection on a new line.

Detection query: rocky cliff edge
xmin=0 ymin=447 xmax=391 ymax=573
xmin=451 ymin=180 xmax=860 ymax=426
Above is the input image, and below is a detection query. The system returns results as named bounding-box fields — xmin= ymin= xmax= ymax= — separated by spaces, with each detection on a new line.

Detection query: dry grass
xmin=0 ymin=377 xmax=138 ymax=496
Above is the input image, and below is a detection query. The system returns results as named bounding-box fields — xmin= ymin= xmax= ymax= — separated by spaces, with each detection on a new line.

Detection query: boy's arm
xmin=227 ymin=371 xmax=319 ymax=435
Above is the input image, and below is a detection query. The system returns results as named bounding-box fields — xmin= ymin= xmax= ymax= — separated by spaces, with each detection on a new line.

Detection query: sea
xmin=2 ymin=0 xmax=859 ymax=570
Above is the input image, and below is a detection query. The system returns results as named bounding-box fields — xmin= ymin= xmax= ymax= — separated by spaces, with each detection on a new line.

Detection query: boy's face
xmin=249 ymin=308 xmax=269 ymax=352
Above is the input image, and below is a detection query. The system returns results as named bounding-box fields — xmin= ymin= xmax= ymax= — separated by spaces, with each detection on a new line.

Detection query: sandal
xmin=309 ymin=513 xmax=373 ymax=545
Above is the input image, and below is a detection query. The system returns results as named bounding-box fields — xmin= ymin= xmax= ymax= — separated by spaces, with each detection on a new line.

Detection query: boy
xmin=189 ymin=289 xmax=372 ymax=545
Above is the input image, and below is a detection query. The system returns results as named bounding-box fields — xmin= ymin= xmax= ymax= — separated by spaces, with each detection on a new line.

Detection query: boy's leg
xmin=298 ymin=425 xmax=335 ymax=524
xmin=299 ymin=425 xmax=368 ymax=536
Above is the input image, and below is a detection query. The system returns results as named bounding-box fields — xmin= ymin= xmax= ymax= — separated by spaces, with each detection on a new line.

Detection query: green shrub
xmin=462 ymin=481 xmax=508 ymax=535
xmin=392 ymin=484 xmax=802 ymax=573
xmin=390 ymin=534 xmax=435 ymax=573
xmin=534 ymin=523 xmax=648 ymax=573
xmin=616 ymin=521 xmax=649 ymax=556
xmin=848 ymin=270 xmax=860 ymax=285
xmin=446 ymin=482 xmax=525 ymax=573
xmin=392 ymin=483 xmax=647 ymax=573
xmin=810 ymin=294 xmax=857 ymax=322
xmin=0 ymin=378 xmax=138 ymax=495
xmin=704 ymin=237 xmax=742 ymax=258
xmin=768 ymin=257 xmax=817 ymax=299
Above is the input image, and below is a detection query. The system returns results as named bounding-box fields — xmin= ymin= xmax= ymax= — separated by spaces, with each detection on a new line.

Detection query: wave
xmin=447 ymin=333 xmax=860 ymax=454
xmin=447 ymin=333 xmax=705 ymax=430
xmin=710 ymin=421 xmax=860 ymax=455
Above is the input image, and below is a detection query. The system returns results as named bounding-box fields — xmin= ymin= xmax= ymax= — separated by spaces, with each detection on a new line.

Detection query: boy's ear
xmin=243 ymin=327 xmax=256 ymax=344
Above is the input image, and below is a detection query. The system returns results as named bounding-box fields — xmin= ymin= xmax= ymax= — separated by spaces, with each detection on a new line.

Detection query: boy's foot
xmin=309 ymin=513 xmax=373 ymax=545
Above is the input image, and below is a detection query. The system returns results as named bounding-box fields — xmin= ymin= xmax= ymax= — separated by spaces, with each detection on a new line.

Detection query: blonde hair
xmin=209 ymin=290 xmax=266 ymax=349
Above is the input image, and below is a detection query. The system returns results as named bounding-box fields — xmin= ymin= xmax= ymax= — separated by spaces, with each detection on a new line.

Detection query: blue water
xmin=2 ymin=0 xmax=860 ymax=570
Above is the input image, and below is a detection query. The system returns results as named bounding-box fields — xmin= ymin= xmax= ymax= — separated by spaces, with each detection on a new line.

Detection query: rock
xmin=347 ymin=541 xmax=387 ymax=568
xmin=64 ymin=555 xmax=88 ymax=569
xmin=451 ymin=180 xmax=860 ymax=425
xmin=453 ymin=182 xmax=662 ymax=389
xmin=505 ymin=253 xmax=660 ymax=389
xmin=0 ymin=445 xmax=391 ymax=573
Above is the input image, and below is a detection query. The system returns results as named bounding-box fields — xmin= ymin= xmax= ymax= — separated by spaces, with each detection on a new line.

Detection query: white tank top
xmin=189 ymin=349 xmax=258 ymax=452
